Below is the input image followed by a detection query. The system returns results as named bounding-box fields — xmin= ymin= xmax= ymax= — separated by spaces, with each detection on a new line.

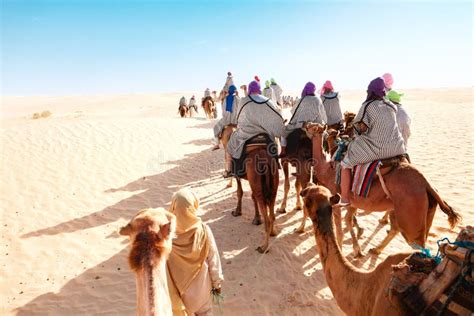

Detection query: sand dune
xmin=1 ymin=88 xmax=472 ymax=315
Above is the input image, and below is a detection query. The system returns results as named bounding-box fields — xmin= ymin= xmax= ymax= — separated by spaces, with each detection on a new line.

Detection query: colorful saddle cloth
xmin=351 ymin=160 xmax=381 ymax=197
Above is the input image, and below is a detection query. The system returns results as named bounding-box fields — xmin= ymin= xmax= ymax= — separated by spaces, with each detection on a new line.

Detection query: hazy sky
xmin=2 ymin=0 xmax=473 ymax=95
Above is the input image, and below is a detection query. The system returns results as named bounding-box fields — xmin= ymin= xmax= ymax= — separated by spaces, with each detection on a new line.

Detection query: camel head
xmin=300 ymin=184 xmax=340 ymax=234
xmin=306 ymin=123 xmax=326 ymax=137
xmin=120 ymin=208 xmax=176 ymax=271
xmin=343 ymin=111 xmax=356 ymax=125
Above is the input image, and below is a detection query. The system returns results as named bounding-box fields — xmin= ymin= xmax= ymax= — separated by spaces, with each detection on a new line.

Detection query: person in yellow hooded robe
xmin=167 ymin=188 xmax=224 ymax=316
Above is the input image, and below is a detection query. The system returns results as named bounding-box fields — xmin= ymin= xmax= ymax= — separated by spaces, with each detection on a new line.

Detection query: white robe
xmin=181 ymin=225 xmax=224 ymax=315
xmin=285 ymin=95 xmax=327 ymax=135
xmin=213 ymin=96 xmax=241 ymax=138
xmin=395 ymin=103 xmax=411 ymax=146
xmin=271 ymin=83 xmax=283 ymax=105
xmin=227 ymin=95 xmax=285 ymax=159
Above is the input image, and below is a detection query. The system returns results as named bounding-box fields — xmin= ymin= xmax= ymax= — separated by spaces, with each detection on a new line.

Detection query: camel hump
xmin=426 ymin=184 xmax=462 ymax=229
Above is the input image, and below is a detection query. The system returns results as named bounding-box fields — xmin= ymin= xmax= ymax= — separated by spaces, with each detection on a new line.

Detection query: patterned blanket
xmin=351 ymin=160 xmax=381 ymax=197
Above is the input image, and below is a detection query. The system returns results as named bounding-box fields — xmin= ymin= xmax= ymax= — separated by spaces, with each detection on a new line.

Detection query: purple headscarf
xmin=301 ymin=82 xmax=316 ymax=98
xmin=367 ymin=77 xmax=386 ymax=99
xmin=248 ymin=80 xmax=261 ymax=95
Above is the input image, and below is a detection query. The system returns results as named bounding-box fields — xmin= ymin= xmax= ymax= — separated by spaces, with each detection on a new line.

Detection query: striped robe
xmin=343 ymin=99 xmax=406 ymax=168
xmin=285 ymin=95 xmax=327 ymax=136
xmin=321 ymin=92 xmax=343 ymax=125
xmin=227 ymin=95 xmax=285 ymax=159
xmin=213 ymin=96 xmax=241 ymax=138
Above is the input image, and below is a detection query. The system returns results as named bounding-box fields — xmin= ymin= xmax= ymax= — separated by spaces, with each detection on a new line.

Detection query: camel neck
xmin=312 ymin=134 xmax=336 ymax=191
xmin=313 ymin=207 xmax=373 ymax=316
xmin=135 ymin=260 xmax=172 ymax=316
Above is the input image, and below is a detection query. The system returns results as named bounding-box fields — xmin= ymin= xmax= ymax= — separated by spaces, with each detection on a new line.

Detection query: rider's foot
xmin=338 ymin=199 xmax=351 ymax=207
xmin=211 ymin=144 xmax=220 ymax=151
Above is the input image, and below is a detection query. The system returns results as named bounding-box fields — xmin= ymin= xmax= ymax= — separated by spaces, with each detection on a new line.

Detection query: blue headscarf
xmin=225 ymin=85 xmax=237 ymax=112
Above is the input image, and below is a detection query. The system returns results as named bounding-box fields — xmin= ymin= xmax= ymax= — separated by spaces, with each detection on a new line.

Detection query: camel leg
xmin=295 ymin=185 xmax=307 ymax=234
xmin=369 ymin=212 xmax=399 ymax=255
xmin=225 ymin=152 xmax=233 ymax=188
xmin=252 ymin=193 xmax=262 ymax=225
xmin=425 ymin=205 xmax=437 ymax=241
xmin=277 ymin=160 xmax=290 ymax=214
xmin=379 ymin=211 xmax=390 ymax=225
xmin=256 ymin=202 xmax=271 ymax=254
xmin=269 ymin=199 xmax=277 ymax=237
xmin=293 ymin=178 xmax=303 ymax=211
xmin=232 ymin=177 xmax=243 ymax=217
xmin=353 ymin=216 xmax=364 ymax=240
xmin=345 ymin=206 xmax=364 ymax=257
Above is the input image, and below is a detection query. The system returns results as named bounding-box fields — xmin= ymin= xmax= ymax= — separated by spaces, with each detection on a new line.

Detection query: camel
xmin=240 ymin=85 xmax=248 ymax=97
xmin=201 ymin=97 xmax=216 ymax=120
xmin=277 ymin=130 xmax=313 ymax=225
xmin=178 ymin=105 xmax=188 ymax=118
xmin=301 ymin=184 xmax=412 ymax=316
xmin=343 ymin=111 xmax=356 ymax=138
xmin=299 ymin=123 xmax=461 ymax=257
xmin=120 ymin=208 xmax=176 ymax=316
xmin=231 ymin=140 xmax=280 ymax=253
xmin=220 ymin=124 xmax=237 ymax=188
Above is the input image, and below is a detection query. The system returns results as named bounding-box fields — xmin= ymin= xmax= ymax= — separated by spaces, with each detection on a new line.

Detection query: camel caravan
xmin=123 ymin=72 xmax=472 ymax=315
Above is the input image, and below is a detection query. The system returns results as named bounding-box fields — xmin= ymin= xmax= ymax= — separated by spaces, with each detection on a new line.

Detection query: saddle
xmin=232 ymin=134 xmax=277 ymax=178
xmin=388 ymin=227 xmax=474 ymax=315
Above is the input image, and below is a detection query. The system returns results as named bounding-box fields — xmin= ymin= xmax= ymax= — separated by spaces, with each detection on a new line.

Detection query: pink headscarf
xmin=320 ymin=80 xmax=334 ymax=95
xmin=382 ymin=73 xmax=393 ymax=90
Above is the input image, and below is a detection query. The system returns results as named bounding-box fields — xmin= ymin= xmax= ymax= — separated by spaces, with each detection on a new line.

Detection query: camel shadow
xmin=22 ymin=147 xmax=224 ymax=239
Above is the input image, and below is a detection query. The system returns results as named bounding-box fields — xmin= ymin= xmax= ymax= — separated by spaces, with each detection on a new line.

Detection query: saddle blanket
xmin=351 ymin=160 xmax=381 ymax=197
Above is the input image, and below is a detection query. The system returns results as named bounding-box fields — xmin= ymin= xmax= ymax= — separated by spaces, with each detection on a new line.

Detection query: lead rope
xmin=376 ymin=165 xmax=392 ymax=199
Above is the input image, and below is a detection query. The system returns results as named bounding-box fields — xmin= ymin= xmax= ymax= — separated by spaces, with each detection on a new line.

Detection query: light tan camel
xmin=232 ymin=143 xmax=279 ymax=253
xmin=120 ymin=208 xmax=176 ymax=316
xmin=301 ymin=123 xmax=461 ymax=257
xmin=301 ymin=184 xmax=412 ymax=316
xmin=240 ymin=85 xmax=248 ymax=97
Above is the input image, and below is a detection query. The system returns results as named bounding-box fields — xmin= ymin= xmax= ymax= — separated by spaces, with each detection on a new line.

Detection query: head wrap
xmin=168 ymin=188 xmax=210 ymax=295
xmin=270 ymin=78 xmax=276 ymax=85
xmin=321 ymin=80 xmax=334 ymax=94
xmin=225 ymin=85 xmax=237 ymax=112
xmin=248 ymin=80 xmax=261 ymax=95
xmin=382 ymin=73 xmax=393 ymax=90
xmin=387 ymin=90 xmax=404 ymax=104
xmin=265 ymin=80 xmax=271 ymax=88
xmin=301 ymin=82 xmax=316 ymax=98
xmin=367 ymin=77 xmax=386 ymax=100
xmin=227 ymin=71 xmax=232 ymax=76
xmin=254 ymin=75 xmax=260 ymax=82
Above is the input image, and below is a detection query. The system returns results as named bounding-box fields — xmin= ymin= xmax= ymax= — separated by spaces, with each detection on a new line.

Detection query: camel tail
xmin=261 ymin=161 xmax=273 ymax=204
xmin=427 ymin=185 xmax=462 ymax=229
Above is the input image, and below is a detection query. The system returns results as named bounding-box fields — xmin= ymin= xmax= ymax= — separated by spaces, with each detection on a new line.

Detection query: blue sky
xmin=2 ymin=0 xmax=473 ymax=95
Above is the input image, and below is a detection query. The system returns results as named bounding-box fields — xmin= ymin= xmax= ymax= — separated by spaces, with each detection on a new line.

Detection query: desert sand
xmin=1 ymin=88 xmax=472 ymax=315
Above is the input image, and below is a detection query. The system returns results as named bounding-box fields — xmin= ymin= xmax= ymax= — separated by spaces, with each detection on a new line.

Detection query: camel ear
xmin=300 ymin=186 xmax=313 ymax=198
xmin=330 ymin=194 xmax=340 ymax=205
xmin=119 ymin=223 xmax=132 ymax=236
xmin=159 ymin=222 xmax=172 ymax=240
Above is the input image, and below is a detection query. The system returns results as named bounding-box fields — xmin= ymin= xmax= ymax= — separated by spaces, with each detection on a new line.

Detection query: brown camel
xmin=120 ymin=208 xmax=176 ymax=316
xmin=277 ymin=130 xmax=313 ymax=226
xmin=343 ymin=111 xmax=356 ymax=138
xmin=232 ymin=144 xmax=279 ymax=253
xmin=201 ymin=97 xmax=216 ymax=119
xmin=301 ymin=184 xmax=412 ymax=316
xmin=301 ymin=123 xmax=461 ymax=257
xmin=178 ymin=105 xmax=188 ymax=118
xmin=220 ymin=124 xmax=237 ymax=188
